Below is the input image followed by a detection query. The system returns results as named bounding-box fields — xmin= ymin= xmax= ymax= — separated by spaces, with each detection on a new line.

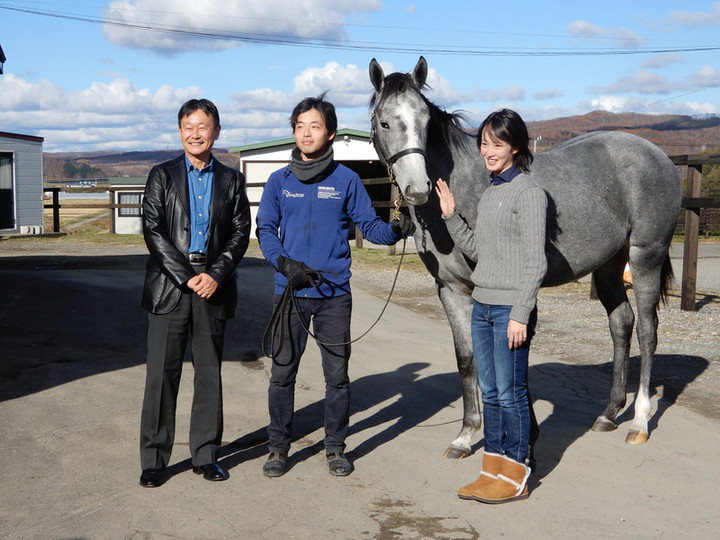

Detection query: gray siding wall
xmin=0 ymin=135 xmax=44 ymax=233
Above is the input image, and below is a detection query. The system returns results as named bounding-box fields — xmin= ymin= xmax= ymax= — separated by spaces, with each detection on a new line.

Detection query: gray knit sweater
xmin=444 ymin=174 xmax=548 ymax=324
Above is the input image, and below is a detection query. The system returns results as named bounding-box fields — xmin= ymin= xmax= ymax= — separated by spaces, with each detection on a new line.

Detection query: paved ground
xmin=1 ymin=241 xmax=719 ymax=539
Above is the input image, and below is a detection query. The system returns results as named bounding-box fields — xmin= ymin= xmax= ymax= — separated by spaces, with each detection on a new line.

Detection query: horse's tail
xmin=659 ymin=253 xmax=674 ymax=307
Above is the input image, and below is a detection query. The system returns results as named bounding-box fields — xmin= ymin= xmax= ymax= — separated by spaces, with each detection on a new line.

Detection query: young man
xmin=139 ymin=99 xmax=251 ymax=488
xmin=256 ymin=94 xmax=415 ymax=477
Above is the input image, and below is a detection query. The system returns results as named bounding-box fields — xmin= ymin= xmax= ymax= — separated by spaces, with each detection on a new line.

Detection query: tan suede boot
xmin=471 ymin=455 xmax=530 ymax=504
xmin=457 ymin=452 xmax=503 ymax=500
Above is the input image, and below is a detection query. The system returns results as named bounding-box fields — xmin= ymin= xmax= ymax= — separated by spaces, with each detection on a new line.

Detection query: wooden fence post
xmin=108 ymin=190 xmax=115 ymax=234
xmin=681 ymin=165 xmax=702 ymax=311
xmin=51 ymin=189 xmax=60 ymax=233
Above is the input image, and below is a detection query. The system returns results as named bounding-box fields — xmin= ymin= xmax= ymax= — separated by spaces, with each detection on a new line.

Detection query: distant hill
xmin=525 ymin=111 xmax=720 ymax=156
xmin=43 ymin=148 xmax=240 ymax=180
xmin=43 ymin=111 xmax=720 ymax=180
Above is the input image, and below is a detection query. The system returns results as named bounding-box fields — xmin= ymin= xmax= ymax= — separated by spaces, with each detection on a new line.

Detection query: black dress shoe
xmin=327 ymin=451 xmax=353 ymax=476
xmin=262 ymin=452 xmax=287 ymax=478
xmin=139 ymin=468 xmax=164 ymax=488
xmin=192 ymin=463 xmax=228 ymax=481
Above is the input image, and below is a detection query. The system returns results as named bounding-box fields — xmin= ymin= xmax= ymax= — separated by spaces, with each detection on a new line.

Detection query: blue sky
xmin=1 ymin=0 xmax=720 ymax=152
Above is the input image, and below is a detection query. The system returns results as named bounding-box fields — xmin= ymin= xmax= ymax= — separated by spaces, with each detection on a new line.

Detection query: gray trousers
xmin=139 ymin=287 xmax=226 ymax=470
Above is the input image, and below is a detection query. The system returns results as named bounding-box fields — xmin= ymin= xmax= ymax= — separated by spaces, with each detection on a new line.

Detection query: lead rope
xmin=262 ymin=236 xmax=407 ymax=360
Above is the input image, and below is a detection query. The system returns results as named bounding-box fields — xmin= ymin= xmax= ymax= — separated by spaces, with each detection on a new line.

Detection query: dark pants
xmin=267 ymin=294 xmax=352 ymax=455
xmin=139 ymin=283 xmax=226 ymax=470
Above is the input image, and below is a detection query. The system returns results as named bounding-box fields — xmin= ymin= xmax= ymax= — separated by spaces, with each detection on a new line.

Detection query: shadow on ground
xmin=0 ymin=253 xmax=274 ymax=401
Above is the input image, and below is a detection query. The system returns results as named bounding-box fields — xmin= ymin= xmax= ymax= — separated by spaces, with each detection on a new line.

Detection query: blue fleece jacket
xmin=256 ymin=162 xmax=400 ymax=297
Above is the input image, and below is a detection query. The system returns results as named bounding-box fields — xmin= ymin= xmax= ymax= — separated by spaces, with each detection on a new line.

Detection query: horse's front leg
xmin=437 ymin=285 xmax=481 ymax=459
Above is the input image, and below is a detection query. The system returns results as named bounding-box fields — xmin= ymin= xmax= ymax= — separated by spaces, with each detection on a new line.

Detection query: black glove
xmin=277 ymin=255 xmax=313 ymax=289
xmin=390 ymin=213 xmax=416 ymax=238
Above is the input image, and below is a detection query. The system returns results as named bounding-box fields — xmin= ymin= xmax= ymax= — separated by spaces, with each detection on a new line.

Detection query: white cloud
xmin=229 ymin=88 xmax=294 ymax=113
xmin=66 ymin=79 xmax=154 ymax=113
xmin=567 ymin=20 xmax=606 ymax=38
xmin=152 ymin=85 xmax=203 ymax=113
xmin=690 ymin=65 xmax=720 ymax=88
xmin=102 ymin=0 xmax=382 ymax=53
xmin=589 ymin=95 xmax=632 ymax=112
xmin=0 ymin=74 xmax=65 ymax=110
xmin=424 ymin=68 xmax=468 ymax=106
xmin=503 ymin=86 xmax=526 ymax=101
xmin=588 ymin=71 xmax=673 ymax=95
xmin=668 ymin=3 xmax=720 ymax=27
xmin=292 ymin=62 xmax=370 ymax=107
xmin=676 ymin=101 xmax=719 ymax=115
xmin=533 ymin=88 xmax=564 ymax=101
xmin=566 ymin=20 xmax=646 ymax=48
xmin=468 ymin=85 xmax=527 ymax=104
xmin=0 ymin=74 xmax=209 ymax=151
xmin=641 ymin=54 xmax=686 ymax=69
xmin=613 ymin=28 xmax=645 ymax=48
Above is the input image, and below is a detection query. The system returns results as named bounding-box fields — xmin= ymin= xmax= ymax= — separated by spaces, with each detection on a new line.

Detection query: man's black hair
xmin=290 ymin=92 xmax=337 ymax=136
xmin=178 ymin=98 xmax=220 ymax=128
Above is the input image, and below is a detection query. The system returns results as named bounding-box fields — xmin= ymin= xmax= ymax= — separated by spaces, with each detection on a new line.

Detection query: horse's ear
xmin=369 ymin=58 xmax=385 ymax=92
xmin=412 ymin=56 xmax=428 ymax=87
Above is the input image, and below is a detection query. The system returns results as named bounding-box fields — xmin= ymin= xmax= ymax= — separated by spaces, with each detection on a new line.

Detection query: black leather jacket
xmin=141 ymin=154 xmax=251 ymax=317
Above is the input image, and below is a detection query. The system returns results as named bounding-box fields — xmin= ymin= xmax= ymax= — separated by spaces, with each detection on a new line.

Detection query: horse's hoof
xmin=625 ymin=430 xmax=648 ymax=445
xmin=591 ymin=416 xmax=618 ymax=432
xmin=443 ymin=446 xmax=470 ymax=459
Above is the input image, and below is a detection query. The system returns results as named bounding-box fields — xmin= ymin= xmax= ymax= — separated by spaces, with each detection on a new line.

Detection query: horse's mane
xmin=371 ymin=72 xmax=475 ymax=154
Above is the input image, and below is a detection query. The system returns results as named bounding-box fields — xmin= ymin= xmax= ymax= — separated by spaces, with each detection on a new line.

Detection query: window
xmin=0 ymin=153 xmax=14 ymax=229
xmin=118 ymin=191 xmax=143 ymax=217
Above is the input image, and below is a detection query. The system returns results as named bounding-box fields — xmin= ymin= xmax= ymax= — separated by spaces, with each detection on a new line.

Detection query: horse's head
xmin=370 ymin=56 xmax=434 ymax=205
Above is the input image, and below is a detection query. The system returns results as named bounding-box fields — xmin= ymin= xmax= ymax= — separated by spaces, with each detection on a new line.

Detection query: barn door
xmin=0 ymin=153 xmax=14 ymax=229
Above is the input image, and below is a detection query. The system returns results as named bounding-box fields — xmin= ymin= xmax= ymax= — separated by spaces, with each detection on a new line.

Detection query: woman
xmin=435 ymin=108 xmax=547 ymax=504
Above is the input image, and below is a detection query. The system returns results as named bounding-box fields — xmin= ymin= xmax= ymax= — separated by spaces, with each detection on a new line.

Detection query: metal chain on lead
xmin=387 ymin=162 xmax=403 ymax=221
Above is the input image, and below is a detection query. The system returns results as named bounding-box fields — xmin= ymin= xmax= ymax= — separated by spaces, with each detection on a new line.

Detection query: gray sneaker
xmin=326 ymin=451 xmax=353 ymax=476
xmin=263 ymin=452 xmax=287 ymax=477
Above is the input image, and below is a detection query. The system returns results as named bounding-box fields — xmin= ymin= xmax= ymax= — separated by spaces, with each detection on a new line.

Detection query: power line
xmin=3 ymin=4 xmax=720 ymax=57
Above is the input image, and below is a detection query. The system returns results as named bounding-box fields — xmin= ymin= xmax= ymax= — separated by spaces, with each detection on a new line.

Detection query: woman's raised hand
xmin=435 ymin=178 xmax=456 ymax=218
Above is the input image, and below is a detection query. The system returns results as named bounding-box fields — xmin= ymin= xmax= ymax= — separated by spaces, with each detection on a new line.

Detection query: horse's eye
xmin=380 ymin=122 xmax=389 ymax=129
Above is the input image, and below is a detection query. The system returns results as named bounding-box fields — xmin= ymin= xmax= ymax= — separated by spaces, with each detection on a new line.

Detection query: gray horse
xmin=369 ymin=56 xmax=683 ymax=459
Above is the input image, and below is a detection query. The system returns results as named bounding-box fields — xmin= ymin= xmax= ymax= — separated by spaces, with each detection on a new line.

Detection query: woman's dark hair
xmin=290 ymin=92 xmax=337 ymax=137
xmin=477 ymin=108 xmax=533 ymax=172
xmin=177 ymin=98 xmax=220 ymax=128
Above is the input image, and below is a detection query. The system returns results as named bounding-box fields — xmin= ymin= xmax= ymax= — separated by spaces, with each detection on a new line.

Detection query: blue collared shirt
xmin=186 ymin=156 xmax=214 ymax=254
xmin=490 ymin=165 xmax=521 ymax=186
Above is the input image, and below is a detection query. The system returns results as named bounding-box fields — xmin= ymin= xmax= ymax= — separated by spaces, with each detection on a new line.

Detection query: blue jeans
xmin=471 ymin=301 xmax=536 ymax=464
xmin=268 ymin=294 xmax=352 ymax=455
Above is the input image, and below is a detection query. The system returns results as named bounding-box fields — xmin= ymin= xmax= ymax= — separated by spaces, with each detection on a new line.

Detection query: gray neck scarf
xmin=291 ymin=146 xmax=335 ymax=182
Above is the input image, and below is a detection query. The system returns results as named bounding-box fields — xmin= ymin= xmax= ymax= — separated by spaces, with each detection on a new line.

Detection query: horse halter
xmin=371 ymin=109 xmax=426 ymax=219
